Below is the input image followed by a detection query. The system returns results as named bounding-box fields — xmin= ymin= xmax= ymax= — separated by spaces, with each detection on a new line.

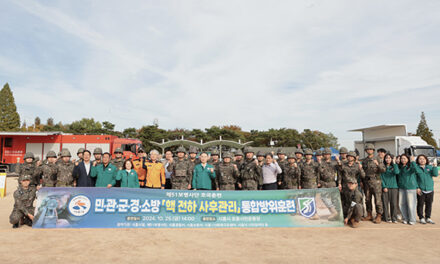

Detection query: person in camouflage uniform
xmin=238 ymin=147 xmax=263 ymax=190
xmin=187 ymin=146 xmax=200 ymax=185
xmin=16 ymin=152 xmax=40 ymax=187
xmin=318 ymin=148 xmax=340 ymax=220
xmin=299 ymin=149 xmax=319 ymax=189
xmin=361 ymin=143 xmax=386 ymax=223
xmin=276 ymin=148 xmax=288 ymax=189
xmin=76 ymin=148 xmax=85 ymax=163
xmin=209 ymin=149 xmax=221 ymax=190
xmin=295 ymin=148 xmax=304 ymax=164
xmin=283 ymin=153 xmax=301 ymax=189
xmin=343 ymin=178 xmax=363 ymax=228
xmin=339 ymin=147 xmax=348 ymax=163
xmin=35 ymin=151 xmax=58 ymax=187
xmin=93 ymin=147 xmax=103 ymax=165
xmin=167 ymin=146 xmax=192 ymax=190
xmin=55 ymin=149 xmax=75 ymax=187
xmin=234 ymin=149 xmax=244 ymax=167
xmin=315 ymin=149 xmax=323 ymax=163
xmin=10 ymin=175 xmax=36 ymax=228
xmin=216 ymin=152 xmax=240 ymax=190
xmin=256 ymin=151 xmax=265 ymax=166
xmin=111 ymin=147 xmax=125 ymax=170
xmin=338 ymin=151 xmax=365 ymax=191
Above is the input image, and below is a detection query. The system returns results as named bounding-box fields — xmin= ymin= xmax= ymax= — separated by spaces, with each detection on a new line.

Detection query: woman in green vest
xmin=116 ymin=160 xmax=140 ymax=188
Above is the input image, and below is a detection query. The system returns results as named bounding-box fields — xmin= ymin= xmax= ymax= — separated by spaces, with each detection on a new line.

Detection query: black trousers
xmin=165 ymin=178 xmax=172 ymax=189
xmin=417 ymin=191 xmax=434 ymax=219
xmin=262 ymin=182 xmax=278 ymax=190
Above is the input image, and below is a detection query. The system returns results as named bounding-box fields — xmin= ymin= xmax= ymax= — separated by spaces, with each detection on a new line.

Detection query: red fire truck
xmin=0 ymin=132 xmax=142 ymax=172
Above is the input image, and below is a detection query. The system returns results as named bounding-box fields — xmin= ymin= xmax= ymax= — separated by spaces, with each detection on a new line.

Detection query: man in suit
xmin=73 ymin=150 xmax=95 ymax=187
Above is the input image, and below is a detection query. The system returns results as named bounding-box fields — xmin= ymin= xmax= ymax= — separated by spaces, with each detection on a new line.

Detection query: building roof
xmin=349 ymin=124 xmax=407 ymax=132
xmin=0 ymin=131 xmax=67 ymax=136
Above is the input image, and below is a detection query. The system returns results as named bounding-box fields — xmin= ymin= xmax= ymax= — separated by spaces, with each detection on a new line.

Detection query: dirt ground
xmin=1 ymin=176 xmax=440 ymax=264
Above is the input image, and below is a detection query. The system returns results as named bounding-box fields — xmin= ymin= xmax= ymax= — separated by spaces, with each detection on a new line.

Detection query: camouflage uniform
xmin=55 ymin=150 xmax=75 ymax=187
xmin=361 ymin=145 xmax=385 ymax=217
xmin=276 ymin=149 xmax=288 ymax=189
xmin=239 ymin=148 xmax=263 ymax=190
xmin=16 ymin=152 xmax=39 ymax=187
xmin=10 ymin=177 xmax=36 ymax=226
xmin=216 ymin=153 xmax=240 ymax=190
xmin=111 ymin=158 xmax=125 ymax=170
xmin=343 ymin=186 xmax=364 ymax=221
xmin=168 ymin=158 xmax=193 ymax=190
xmin=283 ymin=163 xmax=301 ymax=189
xmin=338 ymin=155 xmax=365 ymax=191
xmin=299 ymin=150 xmax=319 ymax=189
xmin=318 ymin=149 xmax=341 ymax=216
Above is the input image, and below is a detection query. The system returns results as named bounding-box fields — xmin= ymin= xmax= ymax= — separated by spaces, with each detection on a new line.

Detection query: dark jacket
xmin=73 ymin=161 xmax=95 ymax=187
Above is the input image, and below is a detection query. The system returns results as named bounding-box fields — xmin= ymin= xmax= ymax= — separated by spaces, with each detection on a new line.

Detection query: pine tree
xmin=0 ymin=83 xmax=20 ymax=131
xmin=416 ymin=112 xmax=438 ymax=148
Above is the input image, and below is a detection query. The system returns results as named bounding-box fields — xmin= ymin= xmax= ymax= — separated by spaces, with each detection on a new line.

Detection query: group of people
xmin=10 ymin=144 xmax=438 ymax=229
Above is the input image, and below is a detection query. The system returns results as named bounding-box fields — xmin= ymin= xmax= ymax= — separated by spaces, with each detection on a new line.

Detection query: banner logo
xmin=68 ymin=195 xmax=91 ymax=217
xmin=298 ymin=197 xmax=316 ymax=218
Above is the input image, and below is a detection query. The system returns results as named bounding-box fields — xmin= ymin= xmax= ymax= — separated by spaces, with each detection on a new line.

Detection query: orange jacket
xmin=144 ymin=160 xmax=165 ymax=188
xmin=132 ymin=158 xmax=147 ymax=187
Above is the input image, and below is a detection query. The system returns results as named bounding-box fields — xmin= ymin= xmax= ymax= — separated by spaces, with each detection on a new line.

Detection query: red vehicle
xmin=0 ymin=132 xmax=142 ymax=172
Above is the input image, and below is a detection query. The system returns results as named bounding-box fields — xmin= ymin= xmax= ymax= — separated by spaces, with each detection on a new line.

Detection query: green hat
xmin=339 ymin=147 xmax=348 ymax=154
xmin=347 ymin=151 xmax=357 ymax=158
xmin=114 ymin=147 xmax=123 ymax=154
xmin=304 ymin=149 xmax=313 ymax=155
xmin=295 ymin=148 xmax=304 ymax=155
xmin=223 ymin=152 xmax=233 ymax=159
xmin=211 ymin=149 xmax=220 ymax=156
xmin=315 ymin=149 xmax=323 ymax=156
xmin=189 ymin=146 xmax=198 ymax=154
xmin=21 ymin=175 xmax=32 ymax=181
xmin=46 ymin=151 xmax=57 ymax=158
xmin=256 ymin=151 xmax=265 ymax=157
xmin=287 ymin=152 xmax=296 ymax=159
xmin=77 ymin=148 xmax=85 ymax=154
xmin=323 ymin=148 xmax=332 ymax=155
xmin=364 ymin=143 xmax=375 ymax=151
xmin=277 ymin=148 xmax=286 ymax=155
xmin=176 ymin=146 xmax=186 ymax=154
xmin=93 ymin=147 xmax=103 ymax=155
xmin=235 ymin=149 xmax=244 ymax=156
xmin=23 ymin=152 xmax=35 ymax=160
xmin=61 ymin=149 xmax=71 ymax=157
xmin=243 ymin=147 xmax=254 ymax=154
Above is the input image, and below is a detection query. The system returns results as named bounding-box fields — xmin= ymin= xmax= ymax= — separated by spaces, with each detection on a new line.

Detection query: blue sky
xmin=1 ymin=0 xmax=439 ymax=148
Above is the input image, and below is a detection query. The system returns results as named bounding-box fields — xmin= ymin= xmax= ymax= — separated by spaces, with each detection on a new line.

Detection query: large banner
xmin=33 ymin=187 xmax=344 ymax=228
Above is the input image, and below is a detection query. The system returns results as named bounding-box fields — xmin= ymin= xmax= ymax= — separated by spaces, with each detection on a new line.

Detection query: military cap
xmin=20 ymin=175 xmax=32 ymax=181
xmin=364 ymin=143 xmax=375 ymax=150
xmin=315 ymin=149 xmax=323 ymax=156
xmin=46 ymin=151 xmax=57 ymax=158
xmin=277 ymin=148 xmax=286 ymax=155
xmin=77 ymin=148 xmax=85 ymax=154
xmin=243 ymin=146 xmax=254 ymax=154
xmin=211 ymin=149 xmax=220 ymax=156
xmin=287 ymin=152 xmax=296 ymax=159
xmin=223 ymin=152 xmax=233 ymax=159
xmin=189 ymin=146 xmax=198 ymax=154
xmin=347 ymin=178 xmax=358 ymax=184
xmin=339 ymin=147 xmax=348 ymax=154
xmin=295 ymin=148 xmax=304 ymax=155
xmin=114 ymin=147 xmax=123 ymax=154
xmin=93 ymin=147 xmax=103 ymax=155
xmin=235 ymin=149 xmax=244 ymax=156
xmin=61 ymin=149 xmax=71 ymax=157
xmin=23 ymin=152 xmax=35 ymax=160
xmin=176 ymin=146 xmax=186 ymax=153
xmin=347 ymin=151 xmax=357 ymax=158
xmin=138 ymin=147 xmax=145 ymax=153
xmin=256 ymin=151 xmax=265 ymax=157
xmin=323 ymin=148 xmax=332 ymax=155
xmin=304 ymin=149 xmax=313 ymax=155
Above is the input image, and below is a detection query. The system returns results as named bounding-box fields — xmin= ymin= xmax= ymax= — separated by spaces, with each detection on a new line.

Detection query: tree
xmin=123 ymin=127 xmax=138 ymax=138
xmin=0 ymin=83 xmax=20 ymax=131
xmin=34 ymin=117 xmax=41 ymax=126
xmin=68 ymin=118 xmax=103 ymax=134
xmin=47 ymin=118 xmax=54 ymax=127
xmin=416 ymin=112 xmax=438 ymax=148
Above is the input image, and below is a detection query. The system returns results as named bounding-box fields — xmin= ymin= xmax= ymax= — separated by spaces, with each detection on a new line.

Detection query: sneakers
xmin=420 ymin=218 xmax=427 ymax=224
xmin=409 ymin=222 xmax=416 ymax=225
xmin=392 ymin=220 xmax=398 ymax=224
xmin=426 ymin=218 xmax=435 ymax=224
xmin=402 ymin=220 xmax=408 ymax=224
xmin=386 ymin=220 xmax=392 ymax=223
xmin=12 ymin=223 xmax=19 ymax=229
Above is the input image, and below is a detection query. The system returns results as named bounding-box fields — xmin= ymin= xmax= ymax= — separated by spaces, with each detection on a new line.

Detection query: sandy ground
xmin=1 ymin=176 xmax=440 ymax=264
